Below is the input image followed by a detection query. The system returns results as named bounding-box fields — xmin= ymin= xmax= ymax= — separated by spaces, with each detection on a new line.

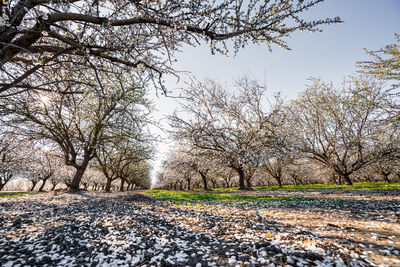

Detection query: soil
xmin=0 ymin=189 xmax=399 ymax=266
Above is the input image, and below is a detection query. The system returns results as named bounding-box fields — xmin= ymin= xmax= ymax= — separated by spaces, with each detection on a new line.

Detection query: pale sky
xmin=148 ymin=0 xmax=400 ymax=182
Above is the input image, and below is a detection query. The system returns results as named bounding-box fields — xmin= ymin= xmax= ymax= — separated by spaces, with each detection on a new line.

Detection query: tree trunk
xmin=225 ymin=181 xmax=230 ymax=188
xmin=337 ymin=174 xmax=342 ymax=185
xmin=275 ymin=176 xmax=283 ymax=187
xmin=199 ymin=172 xmax=208 ymax=190
xmin=236 ymin=167 xmax=246 ymax=190
xmin=70 ymin=166 xmax=87 ymax=190
xmin=51 ymin=183 xmax=57 ymax=190
xmin=245 ymin=178 xmax=252 ymax=188
xmin=105 ymin=179 xmax=112 ymax=192
xmin=120 ymin=179 xmax=125 ymax=191
xmin=29 ymin=180 xmax=38 ymax=191
xmin=179 ymin=181 xmax=183 ymax=190
xmin=343 ymin=174 xmax=353 ymax=185
xmin=187 ymin=179 xmax=191 ymax=190
xmin=291 ymin=175 xmax=299 ymax=186
xmin=0 ymin=174 xmax=11 ymax=191
xmin=38 ymin=180 xmax=47 ymax=192
xmin=383 ymin=173 xmax=391 ymax=183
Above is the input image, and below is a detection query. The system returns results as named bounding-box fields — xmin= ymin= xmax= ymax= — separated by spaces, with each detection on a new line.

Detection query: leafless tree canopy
xmin=155 ymin=74 xmax=400 ymax=190
xmin=169 ymin=78 xmax=287 ymax=189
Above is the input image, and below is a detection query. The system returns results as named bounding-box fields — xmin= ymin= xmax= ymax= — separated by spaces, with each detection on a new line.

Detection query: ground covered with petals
xmin=0 ymin=189 xmax=399 ymax=266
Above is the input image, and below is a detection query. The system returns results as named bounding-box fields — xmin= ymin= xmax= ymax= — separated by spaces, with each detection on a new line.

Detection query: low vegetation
xmin=211 ymin=181 xmax=400 ymax=191
xmin=146 ymin=189 xmax=332 ymax=204
xmin=0 ymin=192 xmax=45 ymax=198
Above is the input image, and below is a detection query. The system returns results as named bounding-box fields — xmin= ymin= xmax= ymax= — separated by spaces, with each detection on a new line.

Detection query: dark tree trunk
xmin=245 ymin=178 xmax=252 ymax=188
xmin=199 ymin=172 xmax=208 ymax=190
xmin=187 ymin=179 xmax=191 ymax=190
xmin=120 ymin=179 xmax=125 ymax=191
xmin=343 ymin=174 xmax=353 ymax=185
xmin=236 ymin=167 xmax=246 ymax=190
xmin=38 ymin=179 xmax=47 ymax=192
xmin=383 ymin=173 xmax=391 ymax=183
xmin=29 ymin=180 xmax=39 ymax=191
xmin=275 ymin=176 xmax=283 ymax=187
xmin=51 ymin=183 xmax=57 ymax=190
xmin=179 ymin=181 xmax=183 ymax=190
xmin=70 ymin=166 xmax=88 ymax=190
xmin=225 ymin=181 xmax=230 ymax=188
xmin=0 ymin=173 xmax=13 ymax=191
xmin=105 ymin=179 xmax=112 ymax=192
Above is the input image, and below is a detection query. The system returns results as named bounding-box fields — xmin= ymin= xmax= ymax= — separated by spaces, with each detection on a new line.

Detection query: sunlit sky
xmin=148 ymin=0 xmax=400 ymax=182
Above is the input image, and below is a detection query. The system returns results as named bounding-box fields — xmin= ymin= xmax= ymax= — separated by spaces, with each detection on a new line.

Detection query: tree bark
xmin=51 ymin=183 xmax=57 ymax=190
xmin=70 ymin=166 xmax=88 ymax=190
xmin=245 ymin=178 xmax=252 ymax=188
xmin=199 ymin=172 xmax=208 ymax=190
xmin=236 ymin=167 xmax=246 ymax=190
xmin=343 ymin=174 xmax=353 ymax=186
xmin=29 ymin=180 xmax=39 ymax=191
xmin=275 ymin=176 xmax=283 ymax=187
xmin=0 ymin=173 xmax=13 ymax=191
xmin=383 ymin=173 xmax=391 ymax=183
xmin=105 ymin=179 xmax=112 ymax=192
xmin=179 ymin=181 xmax=183 ymax=190
xmin=38 ymin=180 xmax=47 ymax=192
xmin=120 ymin=179 xmax=125 ymax=191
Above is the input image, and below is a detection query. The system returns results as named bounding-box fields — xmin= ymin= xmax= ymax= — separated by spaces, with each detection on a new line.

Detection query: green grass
xmin=146 ymin=190 xmax=317 ymax=203
xmin=0 ymin=191 xmax=45 ymax=198
xmin=208 ymin=181 xmax=400 ymax=191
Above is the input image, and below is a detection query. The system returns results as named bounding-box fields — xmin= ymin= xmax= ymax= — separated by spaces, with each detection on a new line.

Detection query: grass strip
xmin=146 ymin=190 xmax=318 ymax=203
xmin=207 ymin=181 xmax=400 ymax=192
xmin=0 ymin=192 xmax=46 ymax=198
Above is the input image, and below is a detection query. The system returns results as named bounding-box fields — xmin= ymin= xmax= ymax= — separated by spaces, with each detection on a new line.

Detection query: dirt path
xmin=0 ymin=190 xmax=399 ymax=266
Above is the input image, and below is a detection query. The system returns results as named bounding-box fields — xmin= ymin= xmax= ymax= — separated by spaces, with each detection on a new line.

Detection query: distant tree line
xmin=155 ymin=35 xmax=400 ymax=190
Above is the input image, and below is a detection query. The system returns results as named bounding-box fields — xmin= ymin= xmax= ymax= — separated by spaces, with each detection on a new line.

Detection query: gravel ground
xmin=0 ymin=189 xmax=399 ymax=266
